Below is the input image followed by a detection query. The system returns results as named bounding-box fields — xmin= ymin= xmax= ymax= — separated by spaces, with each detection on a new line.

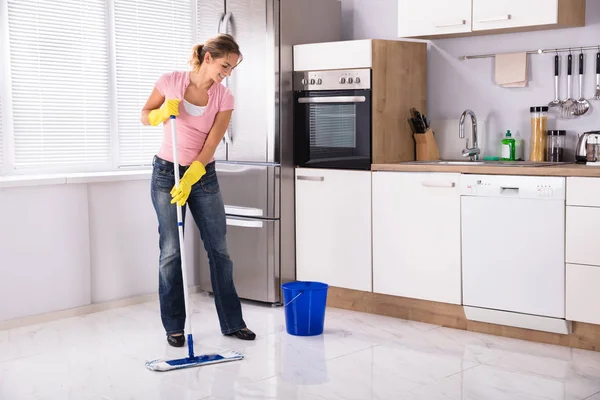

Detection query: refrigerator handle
xmin=219 ymin=12 xmax=233 ymax=146
xmin=217 ymin=12 xmax=224 ymax=34
xmin=219 ymin=12 xmax=232 ymax=34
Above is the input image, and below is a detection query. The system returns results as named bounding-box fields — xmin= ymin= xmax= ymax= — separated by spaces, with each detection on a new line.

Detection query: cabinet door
xmin=566 ymin=206 xmax=600 ymax=266
xmin=472 ymin=0 xmax=558 ymax=31
xmin=372 ymin=172 xmax=461 ymax=304
xmin=566 ymin=264 xmax=600 ymax=325
xmin=295 ymin=168 xmax=372 ymax=292
xmin=398 ymin=0 xmax=472 ymax=38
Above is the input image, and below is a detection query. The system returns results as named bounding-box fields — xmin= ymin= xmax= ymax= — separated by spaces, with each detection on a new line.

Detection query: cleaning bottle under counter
xmin=501 ymin=130 xmax=516 ymax=161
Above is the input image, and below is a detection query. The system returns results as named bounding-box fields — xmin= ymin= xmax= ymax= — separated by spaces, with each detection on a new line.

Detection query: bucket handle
xmin=283 ymin=291 xmax=303 ymax=307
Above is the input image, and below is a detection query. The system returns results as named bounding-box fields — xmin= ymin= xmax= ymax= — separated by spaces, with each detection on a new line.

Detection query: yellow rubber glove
xmin=148 ymin=99 xmax=180 ymax=126
xmin=170 ymin=161 xmax=206 ymax=206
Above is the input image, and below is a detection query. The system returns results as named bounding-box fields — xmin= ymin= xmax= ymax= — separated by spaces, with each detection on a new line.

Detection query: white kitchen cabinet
xmin=566 ymin=206 xmax=600 ymax=267
xmin=565 ymin=177 xmax=600 ymax=325
xmin=566 ymin=264 xmax=600 ymax=325
xmin=372 ymin=171 xmax=461 ymax=304
xmin=472 ymin=0 xmax=585 ymax=32
xmin=398 ymin=0 xmax=585 ymax=39
xmin=295 ymin=168 xmax=372 ymax=292
xmin=567 ymin=177 xmax=600 ymax=207
xmin=397 ymin=0 xmax=472 ymax=38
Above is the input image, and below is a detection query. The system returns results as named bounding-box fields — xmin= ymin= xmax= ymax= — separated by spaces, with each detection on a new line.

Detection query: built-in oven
xmin=293 ymin=68 xmax=371 ymax=170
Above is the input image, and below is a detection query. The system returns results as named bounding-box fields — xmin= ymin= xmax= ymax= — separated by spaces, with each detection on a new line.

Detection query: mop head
xmin=145 ymin=350 xmax=244 ymax=372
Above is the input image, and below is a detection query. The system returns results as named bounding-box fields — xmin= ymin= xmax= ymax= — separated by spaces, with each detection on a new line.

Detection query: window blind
xmin=7 ymin=0 xmax=111 ymax=170
xmin=114 ymin=0 xmax=194 ymax=167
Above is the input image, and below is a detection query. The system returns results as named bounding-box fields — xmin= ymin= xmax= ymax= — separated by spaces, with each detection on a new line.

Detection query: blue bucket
xmin=281 ymin=281 xmax=329 ymax=336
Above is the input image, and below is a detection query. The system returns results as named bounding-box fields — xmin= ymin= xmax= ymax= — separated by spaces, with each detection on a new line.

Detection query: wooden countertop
xmin=371 ymin=162 xmax=600 ymax=177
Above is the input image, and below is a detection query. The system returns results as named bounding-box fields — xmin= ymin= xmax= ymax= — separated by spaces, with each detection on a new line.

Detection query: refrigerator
xmin=196 ymin=0 xmax=342 ymax=304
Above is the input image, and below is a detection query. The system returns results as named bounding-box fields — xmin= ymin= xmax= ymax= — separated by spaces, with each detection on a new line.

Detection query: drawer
xmin=566 ymin=264 xmax=600 ymax=325
xmin=567 ymin=177 xmax=600 ymax=207
xmin=566 ymin=206 xmax=600 ymax=266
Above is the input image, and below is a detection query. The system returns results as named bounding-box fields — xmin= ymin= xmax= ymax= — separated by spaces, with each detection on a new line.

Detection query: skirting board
xmin=0 ymin=286 xmax=206 ymax=331
xmin=326 ymin=286 xmax=600 ymax=352
xmin=463 ymin=306 xmax=572 ymax=335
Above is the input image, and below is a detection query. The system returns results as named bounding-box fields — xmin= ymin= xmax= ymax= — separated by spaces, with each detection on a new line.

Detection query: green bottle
xmin=501 ymin=130 xmax=516 ymax=161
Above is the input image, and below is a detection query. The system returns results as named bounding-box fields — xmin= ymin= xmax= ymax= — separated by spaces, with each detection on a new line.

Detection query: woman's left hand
xmin=170 ymin=161 xmax=206 ymax=206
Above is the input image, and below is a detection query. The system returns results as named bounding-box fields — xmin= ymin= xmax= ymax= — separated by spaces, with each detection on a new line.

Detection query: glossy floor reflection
xmin=2 ymin=292 xmax=600 ymax=399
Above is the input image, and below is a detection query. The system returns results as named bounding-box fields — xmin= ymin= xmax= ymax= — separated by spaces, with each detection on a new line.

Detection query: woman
xmin=140 ymin=33 xmax=255 ymax=347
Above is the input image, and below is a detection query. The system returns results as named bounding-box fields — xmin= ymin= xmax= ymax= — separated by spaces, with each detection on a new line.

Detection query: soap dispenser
xmin=501 ymin=130 xmax=516 ymax=161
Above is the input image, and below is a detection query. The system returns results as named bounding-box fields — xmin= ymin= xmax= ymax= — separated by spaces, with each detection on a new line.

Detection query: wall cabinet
xmin=372 ymin=171 xmax=462 ymax=304
xmin=398 ymin=0 xmax=585 ymax=39
xmin=295 ymin=168 xmax=372 ymax=292
xmin=397 ymin=0 xmax=472 ymax=38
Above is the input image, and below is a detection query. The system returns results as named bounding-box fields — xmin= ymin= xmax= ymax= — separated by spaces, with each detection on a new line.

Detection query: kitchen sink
xmin=401 ymin=160 xmax=566 ymax=167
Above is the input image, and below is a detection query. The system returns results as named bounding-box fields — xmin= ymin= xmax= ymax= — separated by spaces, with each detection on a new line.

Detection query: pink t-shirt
xmin=154 ymin=71 xmax=234 ymax=165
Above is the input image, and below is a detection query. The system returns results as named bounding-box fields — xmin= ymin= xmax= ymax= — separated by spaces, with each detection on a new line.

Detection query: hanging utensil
xmin=595 ymin=51 xmax=600 ymax=101
xmin=574 ymin=51 xmax=590 ymax=116
xmin=549 ymin=54 xmax=561 ymax=108
xmin=561 ymin=53 xmax=576 ymax=118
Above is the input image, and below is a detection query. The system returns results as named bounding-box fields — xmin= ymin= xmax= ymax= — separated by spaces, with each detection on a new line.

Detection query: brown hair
xmin=190 ymin=34 xmax=242 ymax=71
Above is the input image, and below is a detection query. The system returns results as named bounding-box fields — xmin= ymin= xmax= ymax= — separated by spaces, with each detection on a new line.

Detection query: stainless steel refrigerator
xmin=196 ymin=0 xmax=341 ymax=304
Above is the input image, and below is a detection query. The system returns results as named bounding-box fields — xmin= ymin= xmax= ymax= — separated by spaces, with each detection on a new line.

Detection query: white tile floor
xmin=2 ymin=292 xmax=600 ymax=400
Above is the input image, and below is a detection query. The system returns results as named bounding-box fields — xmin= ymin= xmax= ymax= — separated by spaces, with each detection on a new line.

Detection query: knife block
xmin=414 ymin=129 xmax=440 ymax=161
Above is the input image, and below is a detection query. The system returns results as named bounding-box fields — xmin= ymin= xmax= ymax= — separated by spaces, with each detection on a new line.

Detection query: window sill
xmin=0 ymin=169 xmax=152 ymax=189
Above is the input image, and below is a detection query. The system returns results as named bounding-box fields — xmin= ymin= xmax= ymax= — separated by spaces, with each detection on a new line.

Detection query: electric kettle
xmin=576 ymin=131 xmax=600 ymax=163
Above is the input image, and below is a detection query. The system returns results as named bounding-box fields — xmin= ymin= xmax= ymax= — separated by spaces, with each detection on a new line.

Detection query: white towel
xmin=494 ymin=51 xmax=528 ymax=88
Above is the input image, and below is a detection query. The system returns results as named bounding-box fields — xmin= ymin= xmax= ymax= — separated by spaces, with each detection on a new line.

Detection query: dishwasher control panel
xmin=459 ymin=175 xmax=566 ymax=200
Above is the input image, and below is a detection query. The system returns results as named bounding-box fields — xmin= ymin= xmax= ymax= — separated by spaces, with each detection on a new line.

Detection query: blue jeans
xmin=150 ymin=155 xmax=247 ymax=335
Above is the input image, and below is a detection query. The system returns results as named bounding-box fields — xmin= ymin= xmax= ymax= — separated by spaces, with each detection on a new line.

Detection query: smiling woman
xmin=139 ymin=33 xmax=255 ymax=348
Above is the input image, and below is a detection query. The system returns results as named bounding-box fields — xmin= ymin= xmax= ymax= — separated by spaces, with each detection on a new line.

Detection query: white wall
xmin=0 ymin=177 xmax=200 ymax=323
xmin=342 ymin=0 xmax=600 ymax=160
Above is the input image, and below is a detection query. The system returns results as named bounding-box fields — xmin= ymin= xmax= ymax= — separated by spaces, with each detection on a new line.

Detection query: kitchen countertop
xmin=371 ymin=162 xmax=600 ymax=177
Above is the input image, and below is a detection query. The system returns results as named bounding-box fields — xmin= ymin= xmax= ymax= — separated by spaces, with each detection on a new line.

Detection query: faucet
xmin=459 ymin=109 xmax=480 ymax=161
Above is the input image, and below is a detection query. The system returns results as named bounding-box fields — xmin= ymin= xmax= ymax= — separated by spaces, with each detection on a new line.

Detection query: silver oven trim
xmin=293 ymin=68 xmax=371 ymax=91
xmin=297 ymin=96 xmax=366 ymax=104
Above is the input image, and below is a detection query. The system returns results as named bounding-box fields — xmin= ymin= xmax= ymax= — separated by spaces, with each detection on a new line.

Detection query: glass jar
xmin=546 ymin=130 xmax=566 ymax=162
xmin=530 ymin=106 xmax=548 ymax=161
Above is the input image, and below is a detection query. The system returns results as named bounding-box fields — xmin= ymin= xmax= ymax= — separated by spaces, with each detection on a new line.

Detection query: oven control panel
xmin=293 ymin=69 xmax=371 ymax=91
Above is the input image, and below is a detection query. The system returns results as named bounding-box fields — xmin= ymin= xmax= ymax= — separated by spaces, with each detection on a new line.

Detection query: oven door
xmin=294 ymin=89 xmax=371 ymax=170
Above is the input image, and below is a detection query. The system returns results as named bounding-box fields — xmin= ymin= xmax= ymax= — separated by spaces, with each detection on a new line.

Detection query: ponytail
xmin=189 ymin=34 xmax=242 ymax=72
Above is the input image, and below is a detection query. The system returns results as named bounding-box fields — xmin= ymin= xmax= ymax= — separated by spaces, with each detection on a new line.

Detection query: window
xmin=114 ymin=0 xmax=194 ymax=167
xmin=7 ymin=0 xmax=111 ymax=172
xmin=0 ymin=0 xmax=199 ymax=175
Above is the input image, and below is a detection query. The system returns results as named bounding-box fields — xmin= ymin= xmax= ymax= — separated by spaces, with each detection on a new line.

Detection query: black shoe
xmin=167 ymin=334 xmax=185 ymax=347
xmin=225 ymin=328 xmax=256 ymax=341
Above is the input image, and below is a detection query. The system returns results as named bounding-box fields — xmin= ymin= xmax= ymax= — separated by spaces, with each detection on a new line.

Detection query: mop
xmin=145 ymin=114 xmax=244 ymax=372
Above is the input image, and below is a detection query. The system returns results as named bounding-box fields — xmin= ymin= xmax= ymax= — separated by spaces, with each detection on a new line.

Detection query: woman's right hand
xmin=148 ymin=99 xmax=180 ymax=126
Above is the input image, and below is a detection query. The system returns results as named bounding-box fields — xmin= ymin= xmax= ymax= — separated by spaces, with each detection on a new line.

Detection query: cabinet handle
xmin=297 ymin=176 xmax=324 ymax=182
xmin=434 ymin=20 xmax=466 ymax=28
xmin=477 ymin=14 xmax=512 ymax=23
xmin=421 ymin=181 xmax=456 ymax=188
xmin=297 ymin=96 xmax=366 ymax=104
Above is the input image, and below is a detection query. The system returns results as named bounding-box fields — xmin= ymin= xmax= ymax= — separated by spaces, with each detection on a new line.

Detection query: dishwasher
xmin=460 ymin=174 xmax=567 ymax=333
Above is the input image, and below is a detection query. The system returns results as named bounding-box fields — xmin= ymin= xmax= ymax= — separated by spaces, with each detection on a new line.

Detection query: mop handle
xmin=169 ymin=115 xmax=195 ymax=358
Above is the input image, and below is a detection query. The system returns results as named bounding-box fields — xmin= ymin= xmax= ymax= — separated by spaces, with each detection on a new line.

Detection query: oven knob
xmin=317 ymin=78 xmax=322 ymax=85
xmin=301 ymin=78 xmax=308 ymax=85
xmin=310 ymin=79 xmax=315 ymax=85
xmin=339 ymin=77 xmax=346 ymax=84
xmin=355 ymin=77 xmax=361 ymax=84
xmin=347 ymin=77 xmax=354 ymax=84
